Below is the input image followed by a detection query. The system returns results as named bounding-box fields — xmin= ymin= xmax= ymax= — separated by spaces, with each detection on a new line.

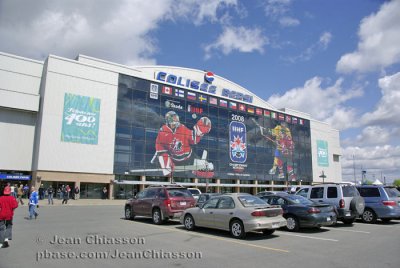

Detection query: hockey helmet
xmin=165 ymin=111 xmax=180 ymax=128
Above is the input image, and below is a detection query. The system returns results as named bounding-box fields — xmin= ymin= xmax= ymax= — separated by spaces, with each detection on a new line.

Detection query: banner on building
xmin=317 ymin=140 xmax=329 ymax=167
xmin=61 ymin=93 xmax=101 ymax=145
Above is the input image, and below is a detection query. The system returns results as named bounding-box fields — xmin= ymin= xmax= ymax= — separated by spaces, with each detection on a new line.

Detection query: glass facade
xmin=114 ymin=74 xmax=312 ymax=183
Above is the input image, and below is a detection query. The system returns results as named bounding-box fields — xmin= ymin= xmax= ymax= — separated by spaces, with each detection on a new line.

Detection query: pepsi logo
xmin=204 ymin=71 xmax=214 ymax=83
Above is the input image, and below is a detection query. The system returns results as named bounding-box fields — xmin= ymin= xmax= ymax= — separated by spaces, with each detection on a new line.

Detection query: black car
xmin=260 ymin=193 xmax=337 ymax=231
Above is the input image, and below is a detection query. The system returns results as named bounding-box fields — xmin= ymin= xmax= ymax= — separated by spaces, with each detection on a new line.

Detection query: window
xmin=327 ymin=187 xmax=338 ymax=198
xmin=359 ymin=187 xmax=380 ymax=197
xmin=217 ymin=197 xmax=235 ymax=209
xmin=310 ymin=187 xmax=324 ymax=199
xmin=203 ymin=198 xmax=219 ymax=209
xmin=333 ymin=154 xmax=340 ymax=162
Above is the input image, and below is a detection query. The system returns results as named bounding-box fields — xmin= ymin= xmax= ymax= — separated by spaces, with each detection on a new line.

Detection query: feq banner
xmin=61 ymin=93 xmax=101 ymax=145
xmin=317 ymin=140 xmax=329 ymax=167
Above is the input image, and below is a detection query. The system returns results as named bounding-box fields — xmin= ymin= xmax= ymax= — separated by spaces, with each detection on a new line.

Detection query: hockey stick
xmin=251 ymin=118 xmax=276 ymax=144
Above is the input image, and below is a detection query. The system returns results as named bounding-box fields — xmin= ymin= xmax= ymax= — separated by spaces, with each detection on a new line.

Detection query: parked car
xmin=356 ymin=185 xmax=400 ymax=223
xmin=196 ymin=193 xmax=222 ymax=207
xmin=256 ymin=191 xmax=285 ymax=197
xmin=124 ymin=185 xmax=196 ymax=224
xmin=296 ymin=183 xmax=365 ymax=224
xmin=180 ymin=193 xmax=287 ymax=239
xmin=187 ymin=188 xmax=202 ymax=201
xmin=259 ymin=193 xmax=337 ymax=231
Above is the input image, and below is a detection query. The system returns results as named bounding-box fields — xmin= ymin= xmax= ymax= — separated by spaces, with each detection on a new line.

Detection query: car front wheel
xmin=230 ymin=220 xmax=246 ymax=239
xmin=125 ymin=206 xmax=134 ymax=220
xmin=184 ymin=214 xmax=195 ymax=231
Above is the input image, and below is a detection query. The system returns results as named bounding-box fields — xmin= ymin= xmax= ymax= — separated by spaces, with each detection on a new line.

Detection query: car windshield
xmin=285 ymin=195 xmax=314 ymax=205
xmin=384 ymin=187 xmax=400 ymax=198
xmin=342 ymin=186 xmax=360 ymax=197
xmin=166 ymin=188 xmax=192 ymax=197
xmin=238 ymin=195 xmax=268 ymax=207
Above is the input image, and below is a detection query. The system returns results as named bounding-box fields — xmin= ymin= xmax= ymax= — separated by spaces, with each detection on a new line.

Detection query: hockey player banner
xmin=229 ymin=121 xmax=247 ymax=163
xmin=61 ymin=93 xmax=100 ymax=145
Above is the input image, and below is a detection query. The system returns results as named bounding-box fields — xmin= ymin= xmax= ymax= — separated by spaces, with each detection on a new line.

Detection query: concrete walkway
xmin=16 ymin=198 xmax=126 ymax=206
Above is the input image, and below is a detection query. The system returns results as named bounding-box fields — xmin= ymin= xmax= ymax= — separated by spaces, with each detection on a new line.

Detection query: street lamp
xmin=319 ymin=171 xmax=326 ymax=184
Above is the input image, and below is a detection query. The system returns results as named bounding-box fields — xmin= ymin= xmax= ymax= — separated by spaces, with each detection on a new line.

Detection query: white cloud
xmin=0 ymin=0 xmax=241 ymax=65
xmin=264 ymin=0 xmax=292 ymax=18
xmin=341 ymin=145 xmax=400 ymax=182
xmin=337 ymin=0 xmax=400 ymax=73
xmin=279 ymin=16 xmax=300 ymax=27
xmin=267 ymin=76 xmax=363 ymax=130
xmin=204 ymin=26 xmax=268 ymax=59
xmin=360 ymin=71 xmax=400 ymax=126
xmin=284 ymin=31 xmax=332 ymax=63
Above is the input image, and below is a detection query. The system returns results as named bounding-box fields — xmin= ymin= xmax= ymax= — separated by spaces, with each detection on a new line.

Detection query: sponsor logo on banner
xmin=229 ymin=121 xmax=247 ymax=163
xmin=165 ymin=100 xmax=184 ymax=110
xmin=150 ymin=92 xmax=158 ymax=99
xmin=187 ymin=105 xmax=203 ymax=114
xmin=162 ymin=86 xmax=172 ymax=95
xmin=150 ymin=83 xmax=159 ymax=93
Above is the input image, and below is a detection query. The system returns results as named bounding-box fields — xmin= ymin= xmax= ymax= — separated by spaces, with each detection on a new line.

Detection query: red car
xmin=124 ymin=185 xmax=196 ymax=224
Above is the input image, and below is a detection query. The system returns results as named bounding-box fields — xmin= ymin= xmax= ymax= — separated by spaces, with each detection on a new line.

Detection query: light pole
xmin=319 ymin=171 xmax=326 ymax=184
xmin=361 ymin=170 xmax=366 ymax=185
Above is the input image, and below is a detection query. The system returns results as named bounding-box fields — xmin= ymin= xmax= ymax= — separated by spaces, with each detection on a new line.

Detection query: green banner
xmin=61 ymin=93 xmax=101 ymax=145
xmin=317 ymin=140 xmax=329 ymax=167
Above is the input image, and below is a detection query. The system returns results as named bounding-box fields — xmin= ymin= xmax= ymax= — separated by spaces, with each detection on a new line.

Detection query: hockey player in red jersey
xmin=152 ymin=111 xmax=214 ymax=178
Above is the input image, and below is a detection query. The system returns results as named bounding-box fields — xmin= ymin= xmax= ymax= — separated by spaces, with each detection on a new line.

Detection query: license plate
xmin=272 ymin=223 xmax=280 ymax=228
xmin=345 ymin=212 xmax=351 ymax=216
xmin=180 ymin=201 xmax=187 ymax=206
xmin=327 ymin=217 xmax=331 ymax=221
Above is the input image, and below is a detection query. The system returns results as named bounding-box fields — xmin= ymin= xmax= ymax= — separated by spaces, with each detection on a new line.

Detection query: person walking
xmin=17 ymin=185 xmax=24 ymax=205
xmin=61 ymin=186 xmax=69 ymax=204
xmin=0 ymin=186 xmax=19 ymax=248
xmin=47 ymin=185 xmax=54 ymax=205
xmin=102 ymin=187 xmax=108 ymax=200
xmin=28 ymin=187 xmax=39 ymax=220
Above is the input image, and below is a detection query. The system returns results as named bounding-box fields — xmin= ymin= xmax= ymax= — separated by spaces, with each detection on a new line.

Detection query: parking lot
xmin=0 ymin=204 xmax=399 ymax=268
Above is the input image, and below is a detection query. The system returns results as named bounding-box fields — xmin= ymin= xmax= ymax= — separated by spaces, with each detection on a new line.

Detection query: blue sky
xmin=1 ymin=0 xmax=399 ymax=183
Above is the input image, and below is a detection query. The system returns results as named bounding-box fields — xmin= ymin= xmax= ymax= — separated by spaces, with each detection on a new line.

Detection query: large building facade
xmin=0 ymin=52 xmax=342 ymax=198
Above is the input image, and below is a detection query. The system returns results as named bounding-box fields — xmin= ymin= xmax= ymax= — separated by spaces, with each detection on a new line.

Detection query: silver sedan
xmin=180 ymin=193 xmax=287 ymax=239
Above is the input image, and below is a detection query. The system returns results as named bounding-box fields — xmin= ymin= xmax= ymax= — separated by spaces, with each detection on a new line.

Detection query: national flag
xmin=219 ymin=99 xmax=228 ymax=107
xmin=162 ymin=86 xmax=172 ymax=95
xmin=229 ymin=102 xmax=237 ymax=110
xmin=256 ymin=108 xmax=263 ymax=115
xmin=299 ymin=119 xmax=304 ymax=125
xmin=247 ymin=107 xmax=255 ymax=114
xmin=271 ymin=111 xmax=277 ymax=119
xmin=264 ymin=110 xmax=270 ymax=117
xmin=198 ymin=94 xmax=207 ymax=103
xmin=187 ymin=91 xmax=196 ymax=100
xmin=286 ymin=115 xmax=291 ymax=123
xmin=292 ymin=117 xmax=298 ymax=124
xmin=239 ymin=104 xmax=246 ymax=112
xmin=278 ymin=113 xmax=285 ymax=121
xmin=174 ymin=89 xmax=185 ymax=98
xmin=209 ymin=97 xmax=218 ymax=105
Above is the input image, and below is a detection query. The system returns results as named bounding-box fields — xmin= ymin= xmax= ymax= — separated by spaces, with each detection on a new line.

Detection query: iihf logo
xmin=204 ymin=71 xmax=214 ymax=83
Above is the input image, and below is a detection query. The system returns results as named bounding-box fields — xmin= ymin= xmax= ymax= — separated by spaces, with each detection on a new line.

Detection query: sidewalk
xmin=17 ymin=198 xmax=126 ymax=206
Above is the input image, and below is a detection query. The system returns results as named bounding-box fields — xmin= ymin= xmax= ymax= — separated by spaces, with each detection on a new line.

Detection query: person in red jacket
xmin=0 ymin=186 xmax=18 ymax=248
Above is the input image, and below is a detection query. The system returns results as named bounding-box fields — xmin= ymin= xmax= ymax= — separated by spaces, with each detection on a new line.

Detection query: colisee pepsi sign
xmin=155 ymin=71 xmax=253 ymax=103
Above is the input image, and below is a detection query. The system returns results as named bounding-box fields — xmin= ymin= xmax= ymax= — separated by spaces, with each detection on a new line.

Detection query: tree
xmin=393 ymin=179 xmax=400 ymax=187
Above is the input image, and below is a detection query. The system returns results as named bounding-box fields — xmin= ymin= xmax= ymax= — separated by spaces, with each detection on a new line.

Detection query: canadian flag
xmin=162 ymin=86 xmax=172 ymax=95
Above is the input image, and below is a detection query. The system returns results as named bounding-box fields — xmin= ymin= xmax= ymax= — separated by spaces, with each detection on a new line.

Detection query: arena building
xmin=0 ymin=51 xmax=342 ymax=199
